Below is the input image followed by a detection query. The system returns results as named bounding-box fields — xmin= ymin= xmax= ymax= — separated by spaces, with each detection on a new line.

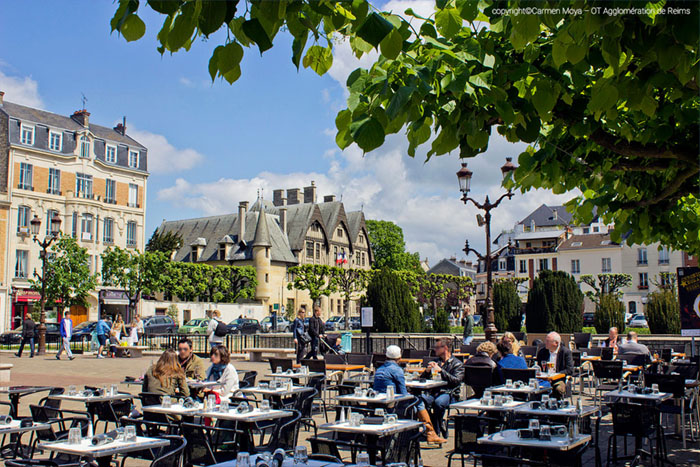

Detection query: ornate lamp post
xmin=30 ymin=212 xmax=62 ymax=355
xmin=457 ymin=157 xmax=517 ymax=343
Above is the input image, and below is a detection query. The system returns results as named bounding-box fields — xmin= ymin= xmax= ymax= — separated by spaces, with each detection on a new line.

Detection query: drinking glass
xmin=68 ymin=385 xmax=77 ymax=396
xmin=374 ymin=408 xmax=385 ymax=417
xmin=484 ymin=390 xmax=492 ymax=399
xmin=651 ymin=383 xmax=659 ymax=394
xmin=261 ymin=399 xmax=271 ymax=412
xmin=101 ymin=385 xmax=108 ymax=396
xmin=68 ymin=427 xmax=81 ymax=445
xmin=124 ymin=425 xmax=137 ymax=442
xmin=387 ymin=414 xmax=398 ymax=424
xmin=539 ymin=425 xmax=551 ymax=439
xmin=505 ymin=379 xmax=513 ymax=388
xmin=236 ymin=452 xmax=250 ymax=467
xmin=541 ymin=395 xmax=550 ymax=405
xmin=258 ymin=452 xmax=272 ymax=465
xmin=293 ymin=445 xmax=309 ymax=465
xmin=582 ymin=352 xmax=588 ymax=358
xmin=386 ymin=384 xmax=395 ymax=402
xmin=529 ymin=419 xmax=540 ymax=430
xmin=220 ymin=400 xmax=229 ymax=412
xmin=529 ymin=378 xmax=537 ymax=389
xmin=110 ymin=384 xmax=118 ymax=397
xmin=162 ymin=396 xmax=171 ymax=408
xmin=505 ymin=395 xmax=514 ymax=404
xmin=354 ymin=387 xmax=362 ymax=397
xmin=357 ymin=453 xmax=370 ymax=466
xmin=276 ymin=366 xmax=282 ymax=374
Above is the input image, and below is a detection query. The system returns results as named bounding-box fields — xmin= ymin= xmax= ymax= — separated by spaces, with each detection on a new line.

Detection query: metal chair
xmin=238 ymin=370 xmax=257 ymax=389
xmin=644 ymin=372 xmax=698 ymax=448
xmin=463 ymin=365 xmax=495 ymax=398
xmin=181 ymin=422 xmax=243 ymax=466
xmin=346 ymin=354 xmax=371 ymax=367
xmin=447 ymin=413 xmax=500 ymax=467
xmin=592 ymin=360 xmax=623 ymax=406
xmin=607 ymin=402 xmax=660 ymax=466
xmin=460 ymin=344 xmax=479 ymax=355
xmin=253 ymin=410 xmax=301 ymax=454
xmin=324 ymin=353 xmax=346 ymax=365
xmin=268 ymin=357 xmax=294 ymax=372
xmin=149 ymin=435 xmax=187 ymax=467
xmin=573 ymin=332 xmax=591 ymax=349
xmin=500 ymin=368 xmax=536 ymax=385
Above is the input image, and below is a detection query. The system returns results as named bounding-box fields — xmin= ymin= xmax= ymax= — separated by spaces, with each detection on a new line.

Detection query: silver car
xmin=261 ymin=316 xmax=291 ymax=333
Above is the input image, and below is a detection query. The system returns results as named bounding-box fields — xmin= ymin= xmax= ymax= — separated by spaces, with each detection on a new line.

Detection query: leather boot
xmin=417 ymin=408 xmax=446 ymax=444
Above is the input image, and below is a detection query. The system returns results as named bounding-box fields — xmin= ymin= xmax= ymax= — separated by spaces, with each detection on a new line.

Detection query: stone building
xmin=157 ymin=182 xmax=373 ymax=319
xmin=0 ymin=92 xmax=148 ymax=330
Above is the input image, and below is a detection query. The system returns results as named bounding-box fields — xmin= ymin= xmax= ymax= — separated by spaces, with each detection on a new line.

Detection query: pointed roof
xmin=252 ymin=209 xmax=271 ymax=247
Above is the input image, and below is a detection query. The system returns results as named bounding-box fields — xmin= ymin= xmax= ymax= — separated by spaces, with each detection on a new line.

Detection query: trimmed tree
xmin=580 ymin=273 xmax=631 ymax=334
xmin=594 ymin=294 xmax=626 ymax=334
xmin=433 ymin=309 xmax=450 ymax=333
xmin=287 ymin=264 xmax=336 ymax=307
xmin=493 ymin=279 xmax=523 ymax=332
xmin=366 ymin=268 xmax=421 ymax=333
xmin=646 ymin=274 xmax=681 ymax=334
xmin=526 ymin=270 xmax=583 ymax=333
xmin=330 ymin=267 xmax=372 ymax=330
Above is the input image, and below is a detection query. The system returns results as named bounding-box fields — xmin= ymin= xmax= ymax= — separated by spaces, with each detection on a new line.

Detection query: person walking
xmin=292 ymin=309 xmax=308 ymax=364
xmin=462 ymin=306 xmax=474 ymax=346
xmin=111 ymin=314 xmax=126 ymax=341
xmin=16 ymin=313 xmax=36 ymax=358
xmin=95 ymin=316 xmax=111 ymax=359
xmin=207 ymin=310 xmax=226 ymax=349
xmin=56 ymin=311 xmax=75 ymax=360
xmin=304 ymin=306 xmax=325 ymax=359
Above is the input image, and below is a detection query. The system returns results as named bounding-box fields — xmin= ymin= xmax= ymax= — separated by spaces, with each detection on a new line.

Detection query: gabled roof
xmin=1 ymin=101 xmax=146 ymax=149
xmin=514 ymin=230 xmax=567 ymax=241
xmin=558 ymin=233 xmax=620 ymax=251
xmin=519 ymin=204 xmax=573 ymax=228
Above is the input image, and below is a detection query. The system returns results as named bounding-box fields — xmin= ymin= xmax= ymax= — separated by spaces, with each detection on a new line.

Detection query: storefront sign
xmin=678 ymin=267 xmax=700 ymax=337
xmin=100 ymin=289 xmax=130 ymax=305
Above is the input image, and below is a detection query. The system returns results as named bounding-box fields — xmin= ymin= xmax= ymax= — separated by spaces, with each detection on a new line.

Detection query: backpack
xmin=213 ymin=319 xmax=228 ymax=337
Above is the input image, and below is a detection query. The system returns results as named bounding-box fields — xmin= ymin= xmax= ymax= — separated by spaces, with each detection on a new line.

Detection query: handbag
xmin=213 ymin=319 xmax=228 ymax=337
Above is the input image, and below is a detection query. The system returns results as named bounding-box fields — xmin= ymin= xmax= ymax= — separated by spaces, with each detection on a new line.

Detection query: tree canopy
xmin=365 ymin=219 xmax=422 ymax=271
xmin=146 ymin=228 xmax=183 ymax=254
xmin=101 ymin=247 xmax=169 ymax=313
xmin=111 ymin=0 xmax=700 ymax=253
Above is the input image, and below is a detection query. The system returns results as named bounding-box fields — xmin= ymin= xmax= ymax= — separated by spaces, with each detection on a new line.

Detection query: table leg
xmin=96 ymin=455 xmax=113 ymax=467
xmin=9 ymin=395 xmax=18 ymax=418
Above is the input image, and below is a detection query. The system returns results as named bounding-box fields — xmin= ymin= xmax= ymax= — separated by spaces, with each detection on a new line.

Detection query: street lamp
xmin=458 ymin=157 xmax=517 ymax=343
xmin=30 ymin=212 xmax=62 ymax=355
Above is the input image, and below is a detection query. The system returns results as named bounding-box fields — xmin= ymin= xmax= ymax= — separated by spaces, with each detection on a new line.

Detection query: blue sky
xmin=0 ymin=0 xmax=572 ymax=263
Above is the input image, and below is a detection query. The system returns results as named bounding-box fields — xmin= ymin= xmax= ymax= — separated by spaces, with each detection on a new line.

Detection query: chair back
xmin=668 ymin=362 xmax=699 ymax=380
xmin=268 ymin=358 xmax=294 ymax=372
xmin=618 ymin=353 xmax=647 ymax=367
xmin=381 ymin=425 xmax=421 ymax=465
xmin=38 ymin=387 xmax=65 ymax=409
xmin=324 ymin=353 xmax=346 ymax=365
xmin=586 ymin=347 xmax=602 ymax=357
xmin=293 ymin=388 xmax=317 ymax=419
xmin=512 ymin=332 xmax=526 ymax=343
xmin=309 ymin=436 xmax=342 ymax=460
xmin=601 ymin=347 xmax=614 ymax=360
xmin=181 ymin=423 xmax=240 ymax=466
xmin=451 ymin=414 xmax=491 ymax=455
xmin=660 ymin=348 xmax=672 ymax=363
xmin=422 ymin=356 xmax=439 ymax=367
xmin=393 ymin=395 xmax=419 ymax=419
xmin=460 ymin=344 xmax=479 ymax=355
xmin=501 ymin=368 xmax=536 ymax=384
xmin=151 ymin=435 xmax=187 ymax=467
xmin=463 ymin=365 xmax=495 ymax=398
xmin=573 ymin=332 xmax=591 ymax=349
xmin=643 ymin=372 xmax=685 ymax=398
xmin=372 ymin=353 xmax=387 ymax=368
xmin=268 ymin=410 xmax=302 ymax=452
xmin=346 ymin=354 xmax=371 ymax=367
xmin=239 ymin=370 xmax=257 ymax=389
xmin=520 ymin=346 xmax=537 ymax=359
xmin=611 ymin=402 xmax=658 ymax=437
xmin=406 ymin=349 xmax=431 ymax=359
xmin=592 ymin=360 xmax=623 ymax=380
xmin=572 ymin=351 xmax=582 ymax=367
xmin=301 ymin=358 xmax=326 ymax=374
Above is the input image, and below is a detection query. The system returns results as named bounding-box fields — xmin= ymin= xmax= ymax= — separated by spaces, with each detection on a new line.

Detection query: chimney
xmin=287 ymin=188 xmax=301 ymax=205
xmin=0 ymin=91 xmax=4 ymax=106
xmin=552 ymin=209 xmax=558 ymax=221
xmin=238 ymin=201 xmax=249 ymax=242
xmin=303 ymin=181 xmax=317 ymax=204
xmin=280 ymin=197 xmax=287 ymax=235
xmin=114 ymin=116 xmax=126 ymax=135
xmin=71 ymin=109 xmax=90 ymax=127
xmin=272 ymin=189 xmax=284 ymax=207
xmin=323 ymin=194 xmax=336 ymax=203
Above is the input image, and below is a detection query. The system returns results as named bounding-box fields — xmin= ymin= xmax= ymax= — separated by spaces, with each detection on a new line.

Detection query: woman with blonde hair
xmin=207 ymin=310 xmax=225 ymax=349
xmin=143 ymin=349 xmax=190 ymax=397
xmin=502 ymin=331 xmax=521 ymax=357
xmin=111 ymin=314 xmax=126 ymax=340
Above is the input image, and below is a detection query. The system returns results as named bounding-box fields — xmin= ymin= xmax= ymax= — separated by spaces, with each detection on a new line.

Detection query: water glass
xmin=101 ymin=385 xmax=108 ymax=396
xmin=386 ymin=384 xmax=395 ymax=402
xmin=582 ymin=352 xmax=588 ymax=358
xmin=484 ymin=390 xmax=492 ymax=399
xmin=124 ymin=425 xmax=137 ymax=442
xmin=68 ymin=427 xmax=81 ymax=445
xmin=68 ymin=385 xmax=77 ymax=396
xmin=354 ymin=387 xmax=363 ymax=397
xmin=258 ymin=452 xmax=272 ymax=465
xmin=387 ymin=414 xmax=398 ymax=424
xmin=539 ymin=425 xmax=551 ymax=440
xmin=651 ymin=383 xmax=659 ymax=394
xmin=207 ymin=394 xmax=217 ymax=410
xmin=260 ymin=382 xmax=269 ymax=389
xmin=357 ymin=452 xmax=370 ymax=466
xmin=480 ymin=397 xmax=489 ymax=406
xmin=162 ymin=396 xmax=171 ymax=408
xmin=110 ymin=384 xmax=118 ymax=397
xmin=541 ymin=395 xmax=550 ymax=404
xmin=505 ymin=379 xmax=513 ymax=388
xmin=293 ymin=445 xmax=309 ymax=465
xmin=529 ymin=378 xmax=537 ymax=389
xmin=236 ymin=452 xmax=250 ymax=467
xmin=374 ymin=408 xmax=385 ymax=417
xmin=505 ymin=395 xmax=514 ymax=404
xmin=286 ymin=381 xmax=293 ymax=392
xmin=220 ymin=400 xmax=229 ymax=412
xmin=276 ymin=366 xmax=282 ymax=374
xmin=529 ymin=419 xmax=540 ymax=430
xmin=261 ymin=399 xmax=271 ymax=412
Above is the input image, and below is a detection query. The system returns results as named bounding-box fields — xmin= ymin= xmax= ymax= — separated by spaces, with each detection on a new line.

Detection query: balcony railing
xmin=511 ymin=246 xmax=557 ymax=255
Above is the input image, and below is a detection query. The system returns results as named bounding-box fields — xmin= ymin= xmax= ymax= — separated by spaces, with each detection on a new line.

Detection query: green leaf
xmin=223 ymin=65 xmax=241 ymax=84
xmin=229 ymin=17 xmax=252 ymax=47
xmin=335 ymin=109 xmax=352 ymax=131
xmin=566 ymin=43 xmax=587 ymax=64
xmin=147 ymin=0 xmax=181 ymax=15
xmin=379 ymin=28 xmax=403 ymax=60
xmin=435 ymin=8 xmax=462 ymax=39
xmin=552 ymin=37 xmax=567 ymax=67
xmin=302 ymin=45 xmax=333 ymax=76
xmin=510 ymin=14 xmax=540 ymax=50
xmin=242 ymin=18 xmax=273 ymax=54
xmin=587 ymin=82 xmax=618 ymax=114
xmin=532 ymin=79 xmax=559 ymax=120
xmin=349 ymin=117 xmax=385 ymax=152
xmin=291 ymin=33 xmax=308 ymax=69
xmin=208 ymin=45 xmax=223 ymax=81
xmin=168 ymin=2 xmax=197 ymax=51
xmin=120 ymin=14 xmax=146 ymax=42
xmin=218 ymin=41 xmax=244 ymax=75
xmin=198 ymin=0 xmax=227 ymax=36
xmin=468 ymin=71 xmax=491 ymax=89
xmin=356 ymin=12 xmax=393 ymax=48
xmin=456 ymin=0 xmax=479 ymax=22
xmin=466 ymin=130 xmax=488 ymax=149
xmin=386 ymin=86 xmax=413 ymax=120
xmin=640 ymin=95 xmax=657 ymax=117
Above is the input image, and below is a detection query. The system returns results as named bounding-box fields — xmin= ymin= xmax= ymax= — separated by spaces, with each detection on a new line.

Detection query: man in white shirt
xmin=535 ymin=332 xmax=573 ymax=398
xmin=56 ymin=310 xmax=75 ymax=361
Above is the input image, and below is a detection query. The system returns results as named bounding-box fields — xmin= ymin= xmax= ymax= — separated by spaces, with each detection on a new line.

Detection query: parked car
xmin=583 ymin=312 xmax=595 ymax=327
xmin=227 ymin=318 xmax=262 ymax=335
xmin=178 ymin=318 xmax=210 ymax=334
xmin=628 ymin=314 xmax=649 ymax=328
xmin=325 ymin=316 xmax=343 ymax=331
xmin=71 ymin=321 xmax=107 ymax=343
xmin=349 ymin=316 xmax=361 ymax=330
xmin=261 ymin=316 xmax=290 ymax=333
xmin=473 ymin=315 xmax=483 ymax=327
xmin=0 ymin=323 xmax=61 ymax=345
xmin=142 ymin=315 xmax=178 ymax=335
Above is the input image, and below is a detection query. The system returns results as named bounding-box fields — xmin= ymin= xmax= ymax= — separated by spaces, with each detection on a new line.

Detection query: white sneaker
xmin=97 ymin=354 xmax=105 ymax=359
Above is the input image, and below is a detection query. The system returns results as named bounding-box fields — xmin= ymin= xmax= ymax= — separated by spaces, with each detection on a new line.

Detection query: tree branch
xmin=590 ymin=127 xmax=696 ymax=164
xmin=619 ymin=166 xmax=700 ymax=209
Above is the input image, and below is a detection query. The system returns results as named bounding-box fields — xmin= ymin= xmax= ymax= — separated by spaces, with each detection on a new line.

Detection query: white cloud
xmin=157 ymin=131 xmax=576 ymax=265
xmin=179 ymin=77 xmax=194 ymax=87
xmin=128 ymin=128 xmax=206 ymax=174
xmin=0 ymin=70 xmax=43 ymax=108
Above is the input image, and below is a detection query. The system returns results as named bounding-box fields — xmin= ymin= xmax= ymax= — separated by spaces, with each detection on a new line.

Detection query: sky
xmin=0 ymin=0 xmax=573 ymax=264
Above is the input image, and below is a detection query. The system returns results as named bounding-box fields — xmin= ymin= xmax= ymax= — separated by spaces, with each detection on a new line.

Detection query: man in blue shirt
xmin=373 ymin=345 xmax=445 ymax=444
xmin=56 ymin=311 xmax=75 ymax=360
xmin=96 ymin=317 xmax=111 ymax=359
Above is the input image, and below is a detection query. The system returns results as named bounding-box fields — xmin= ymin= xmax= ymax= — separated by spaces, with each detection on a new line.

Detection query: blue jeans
xmin=421 ymin=393 xmax=453 ymax=437
xmin=304 ymin=336 xmax=319 ymax=360
xmin=463 ymin=336 xmax=473 ymax=346
xmin=17 ymin=337 xmax=34 ymax=357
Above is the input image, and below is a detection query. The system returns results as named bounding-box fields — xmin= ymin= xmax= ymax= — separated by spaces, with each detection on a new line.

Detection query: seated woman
xmin=502 ymin=331 xmax=522 ymax=357
xmin=143 ymin=349 xmax=190 ymax=397
xmin=496 ymin=339 xmax=527 ymax=383
xmin=204 ymin=345 xmax=239 ymax=401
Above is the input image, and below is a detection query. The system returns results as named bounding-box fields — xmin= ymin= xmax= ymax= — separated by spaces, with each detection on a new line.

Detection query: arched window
xmin=628 ymin=301 xmax=636 ymax=315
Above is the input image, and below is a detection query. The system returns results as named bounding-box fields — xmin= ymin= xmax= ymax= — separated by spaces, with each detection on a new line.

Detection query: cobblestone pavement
xmin=2 ymin=351 xmax=699 ymax=466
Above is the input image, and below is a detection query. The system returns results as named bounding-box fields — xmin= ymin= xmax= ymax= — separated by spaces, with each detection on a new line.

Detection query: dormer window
xmin=49 ymin=131 xmax=62 ymax=151
xmin=129 ymin=150 xmax=139 ymax=168
xmin=191 ymin=247 xmax=198 ymax=262
xmin=20 ymin=124 xmax=34 ymax=145
xmin=79 ymin=136 xmax=91 ymax=158
xmin=106 ymin=144 xmax=117 ymax=163
xmin=219 ymin=244 xmax=226 ymax=261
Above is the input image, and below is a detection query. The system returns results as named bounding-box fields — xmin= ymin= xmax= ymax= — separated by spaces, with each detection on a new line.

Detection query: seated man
xmin=420 ymin=339 xmax=464 ymax=440
xmin=618 ymin=331 xmax=651 ymax=357
xmin=465 ymin=341 xmax=498 ymax=369
xmin=602 ymin=327 xmax=620 ymax=354
xmin=177 ymin=337 xmax=206 ymax=380
xmin=374 ymin=345 xmax=445 ymax=444
xmin=535 ymin=332 xmax=574 ymax=399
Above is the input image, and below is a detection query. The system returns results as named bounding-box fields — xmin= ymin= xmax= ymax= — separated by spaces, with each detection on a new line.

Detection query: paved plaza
xmin=2 ymin=351 xmax=699 ymax=466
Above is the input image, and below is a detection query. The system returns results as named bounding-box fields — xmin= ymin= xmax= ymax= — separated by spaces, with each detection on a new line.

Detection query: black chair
xmin=463 ymin=365 xmax=495 ymax=398
xmin=601 ymin=347 xmax=614 ymax=361
xmin=512 ymin=332 xmax=526 ymax=343
xmin=668 ymin=362 xmax=699 ymax=380
xmin=301 ymin=359 xmax=331 ymax=421
xmin=309 ymin=435 xmax=351 ymax=463
xmin=379 ymin=425 xmax=422 ymax=465
xmin=644 ymin=372 xmax=696 ymax=448
xmin=268 ymin=358 xmax=294 ymax=372
xmin=253 ymin=410 xmax=301 ymax=453
xmin=28 ymin=405 xmax=89 ymax=464
xmin=150 ymin=435 xmax=187 ymax=467
xmin=324 ymin=354 xmax=346 ymax=365
xmin=293 ymin=388 xmax=318 ymax=436
xmin=87 ymin=398 xmax=133 ymax=433
xmin=422 ymin=356 xmax=439 ymax=367
xmin=447 ymin=413 xmax=500 ymax=467
xmin=460 ymin=344 xmax=479 ymax=355
xmin=586 ymin=347 xmax=602 ymax=357
xmin=573 ymin=332 xmax=591 ymax=349
xmin=181 ymin=422 xmax=243 ymax=466
xmin=37 ymin=387 xmax=65 ymax=410
xmin=618 ymin=353 xmax=648 ymax=367
xmin=520 ymin=345 xmax=537 ymax=359
xmin=346 ymin=354 xmax=371 ymax=367
xmin=592 ymin=360 xmax=623 ymax=406
xmin=239 ymin=370 xmax=257 ymax=389
xmin=118 ymin=429 xmax=184 ymax=466
xmin=372 ymin=353 xmax=387 ymax=369
xmin=308 ymin=453 xmax=343 ymax=463
xmin=500 ymin=368 xmax=536 ymax=385
xmin=406 ymin=349 xmax=431 ymax=359
xmin=660 ymin=348 xmax=673 ymax=363
xmin=608 ymin=402 xmax=660 ymax=466
xmin=5 ymin=462 xmax=64 ymax=467
xmin=474 ymin=454 xmax=545 ymax=466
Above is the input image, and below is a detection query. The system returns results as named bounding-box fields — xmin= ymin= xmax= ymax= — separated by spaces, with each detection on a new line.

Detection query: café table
xmin=264 ymin=371 xmax=324 ymax=381
xmin=325 ymin=364 xmax=367 ymax=372
xmin=0 ymin=386 xmax=52 ymax=418
xmin=143 ymin=402 xmax=204 ymax=417
xmin=603 ymin=389 xmax=672 ymax=403
xmin=240 ymin=385 xmax=309 ymax=409
xmin=536 ymin=372 xmax=566 ymax=383
xmin=343 ymin=375 xmax=374 ymax=386
xmin=514 ymin=402 xmax=599 ymax=418
xmin=0 ymin=420 xmax=50 ymax=458
xmin=477 ymin=429 xmax=591 ymax=454
xmin=490 ymin=384 xmax=551 ymax=400
xmin=39 ymin=435 xmax=168 ymax=467
xmin=51 ymin=392 xmax=134 ymax=424
xmin=398 ymin=358 xmax=422 ymax=365
xmin=450 ymin=398 xmax=526 ymax=413
xmin=405 ymin=380 xmax=447 ymax=392
xmin=335 ymin=393 xmax=413 ymax=406
xmin=187 ymin=380 xmax=221 ymax=389
xmin=319 ymin=419 xmax=422 ymax=465
xmin=121 ymin=378 xmax=143 ymax=387
xmin=200 ymin=407 xmax=292 ymax=423
xmin=210 ymin=454 xmax=343 ymax=466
